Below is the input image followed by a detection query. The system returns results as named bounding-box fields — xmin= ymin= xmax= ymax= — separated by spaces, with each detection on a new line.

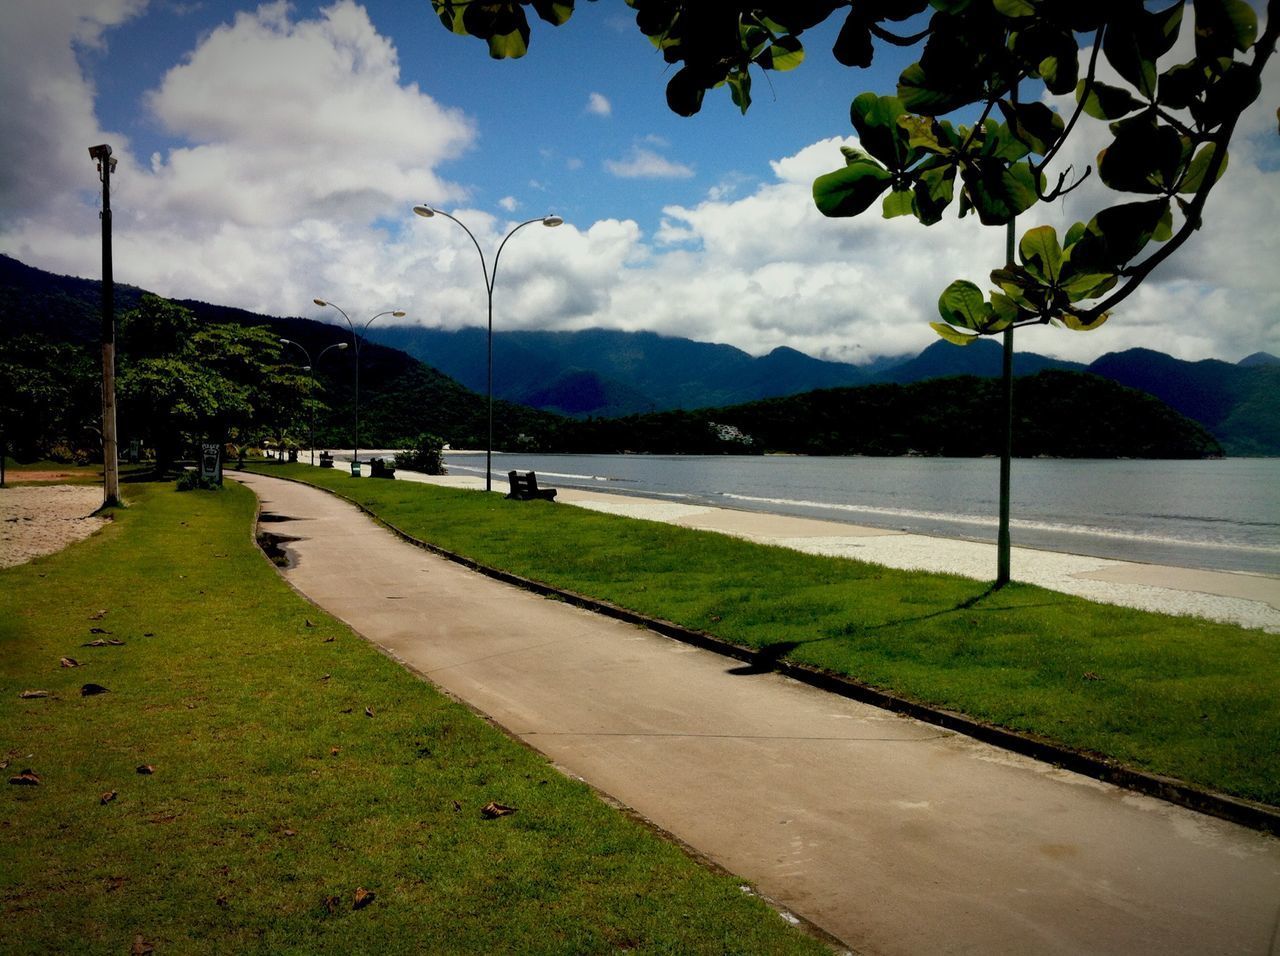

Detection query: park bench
xmin=369 ymin=457 xmax=396 ymax=479
xmin=506 ymin=470 xmax=556 ymax=501
xmin=319 ymin=451 xmax=334 ymax=468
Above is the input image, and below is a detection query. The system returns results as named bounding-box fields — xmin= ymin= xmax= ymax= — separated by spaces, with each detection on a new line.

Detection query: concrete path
xmin=234 ymin=471 xmax=1280 ymax=956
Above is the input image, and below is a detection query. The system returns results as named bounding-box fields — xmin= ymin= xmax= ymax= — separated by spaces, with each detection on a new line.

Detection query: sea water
xmin=445 ymin=453 xmax=1280 ymax=575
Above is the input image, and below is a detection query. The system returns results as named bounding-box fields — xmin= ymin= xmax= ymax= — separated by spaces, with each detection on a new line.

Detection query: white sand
xmin=0 ymin=484 xmax=109 ymax=568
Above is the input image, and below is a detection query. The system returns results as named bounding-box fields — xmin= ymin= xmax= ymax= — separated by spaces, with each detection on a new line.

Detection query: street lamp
xmin=412 ymin=204 xmax=563 ymax=491
xmin=311 ymin=300 xmax=405 ymax=476
xmin=279 ymin=338 xmax=348 ymax=465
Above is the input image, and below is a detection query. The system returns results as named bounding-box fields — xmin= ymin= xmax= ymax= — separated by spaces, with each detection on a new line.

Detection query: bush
xmin=176 ymin=470 xmax=221 ymax=492
xmin=394 ymin=433 xmax=446 ymax=475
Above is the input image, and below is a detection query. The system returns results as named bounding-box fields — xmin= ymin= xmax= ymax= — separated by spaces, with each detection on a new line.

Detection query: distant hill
xmin=563 ymin=371 xmax=1223 ymax=459
xmin=368 ymin=326 xmax=872 ymax=416
xmin=873 ymin=338 xmax=1087 ymax=383
xmin=1088 ymin=348 xmax=1280 ymax=456
xmin=1238 ymin=351 xmax=1280 ymax=368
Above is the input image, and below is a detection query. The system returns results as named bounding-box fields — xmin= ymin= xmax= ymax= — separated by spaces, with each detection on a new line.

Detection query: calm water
xmin=445 ymin=453 xmax=1280 ymax=575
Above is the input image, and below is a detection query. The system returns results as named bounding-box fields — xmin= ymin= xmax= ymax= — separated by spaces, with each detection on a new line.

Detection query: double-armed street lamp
xmin=311 ymin=300 xmax=406 ymax=475
xmin=412 ymin=205 xmax=563 ymax=491
xmin=279 ymin=338 xmax=349 ymax=465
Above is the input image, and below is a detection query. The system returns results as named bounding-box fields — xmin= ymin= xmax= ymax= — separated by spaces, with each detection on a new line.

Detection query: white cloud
xmin=586 ymin=92 xmax=611 ymax=117
xmin=604 ymin=146 xmax=694 ymax=180
xmin=0 ymin=2 xmax=1275 ymax=370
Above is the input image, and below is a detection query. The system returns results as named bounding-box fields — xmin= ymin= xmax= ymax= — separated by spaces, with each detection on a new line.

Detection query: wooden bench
xmin=506 ymin=470 xmax=556 ymax=501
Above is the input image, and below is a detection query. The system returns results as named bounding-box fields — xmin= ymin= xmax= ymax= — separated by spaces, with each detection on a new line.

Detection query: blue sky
xmin=2 ymin=0 xmax=1277 ymax=365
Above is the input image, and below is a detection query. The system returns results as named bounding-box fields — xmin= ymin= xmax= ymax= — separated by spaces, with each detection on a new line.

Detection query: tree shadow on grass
xmin=725 ymin=582 xmax=1070 ymax=677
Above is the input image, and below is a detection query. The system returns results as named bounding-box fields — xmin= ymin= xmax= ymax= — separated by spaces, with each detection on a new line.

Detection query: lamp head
xmin=313 ymin=298 xmax=327 ymax=307
xmin=336 ymin=342 xmax=349 ymax=349
xmin=88 ymin=144 xmax=111 ymax=160
xmin=392 ymin=311 xmax=406 ymax=317
xmin=412 ymin=205 xmax=436 ymax=219
xmin=542 ymin=215 xmax=564 ymax=227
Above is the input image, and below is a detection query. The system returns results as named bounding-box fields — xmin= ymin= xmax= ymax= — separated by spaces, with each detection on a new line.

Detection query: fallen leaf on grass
xmin=364 ymin=706 xmax=374 ymax=718
xmin=305 ymin=619 xmax=316 ymax=628
xmin=353 ymin=887 xmax=375 ymax=910
xmin=60 ymin=657 xmax=80 ymax=668
xmin=283 ymin=828 xmax=297 ymax=837
xmin=323 ymin=895 xmax=341 ymax=914
xmin=131 ymin=935 xmax=154 ymax=955
xmin=8 ymin=769 xmax=40 ymax=786
xmin=340 ymin=707 xmax=353 ymax=714
xmin=143 ymin=632 xmax=155 ymax=638
xmin=136 ymin=765 xmax=155 ymax=775
xmin=1083 ymin=672 xmax=1103 ymax=681
xmin=216 ymin=895 xmax=229 ymax=908
xmin=19 ymin=690 xmax=49 ymax=699
xmin=101 ymin=789 xmax=118 ymax=804
xmin=480 ymin=802 xmax=516 ymax=819
xmin=329 ymin=747 xmax=340 ymax=757
xmin=81 ymin=683 xmax=110 ymax=696
xmin=452 ymin=800 xmax=461 ymax=813
xmin=89 ymin=610 xmax=107 ymax=620
xmin=82 ymin=638 xmax=125 ymax=647
xmin=320 ymin=674 xmax=331 ymax=681
xmin=323 ymin=636 xmax=335 ymax=643
xmin=89 ymin=627 xmax=110 ymax=635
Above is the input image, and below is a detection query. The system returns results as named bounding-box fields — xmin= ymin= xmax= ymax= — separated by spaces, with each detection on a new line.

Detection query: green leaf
xmin=1177 ymin=143 xmax=1229 ymax=194
xmin=1103 ymin=27 xmax=1157 ymax=99
xmin=990 ymin=291 xmax=1023 ymax=325
xmin=1059 ymin=272 xmax=1118 ymax=300
xmin=913 ymin=165 xmax=956 ymax=224
xmin=882 ymin=187 xmax=915 ymax=219
xmin=963 ymin=160 xmax=1040 ymax=225
xmin=1194 ymin=0 xmax=1258 ymax=57
xmin=530 ymin=0 xmax=574 ymax=27
xmin=898 ymin=61 xmax=972 ymax=116
xmin=997 ymin=101 xmax=1065 ymax=155
xmin=726 ymin=71 xmax=752 ymax=114
xmin=1157 ymin=61 xmax=1207 ymax=110
xmin=1076 ymin=81 xmax=1145 ymax=121
xmin=665 ymin=67 xmax=707 ymax=117
xmin=930 ymin=322 xmax=979 ymax=345
xmin=1019 ymin=225 xmax=1064 ymax=283
xmin=833 ymin=11 xmax=873 ymax=68
xmin=813 ymin=160 xmax=894 ymax=218
xmin=1072 ymin=199 xmax=1172 ymax=269
xmin=993 ymin=0 xmax=1036 ymax=16
xmin=1060 ymin=311 xmax=1111 ymax=331
xmin=938 ymin=280 xmax=994 ymax=331
xmin=850 ymin=94 xmax=916 ymax=170
xmin=756 ymin=35 xmax=804 ymax=72
xmin=1097 ymin=119 xmax=1188 ymax=194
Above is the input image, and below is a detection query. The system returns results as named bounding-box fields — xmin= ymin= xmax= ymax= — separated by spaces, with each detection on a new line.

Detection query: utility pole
xmin=996 ymin=219 xmax=1015 ymax=587
xmin=90 ymin=144 xmax=120 ymax=507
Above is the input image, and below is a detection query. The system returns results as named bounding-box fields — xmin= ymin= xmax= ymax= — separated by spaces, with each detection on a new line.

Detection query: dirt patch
xmin=7 ymin=470 xmax=90 ymax=483
xmin=0 ymin=485 xmax=109 ymax=569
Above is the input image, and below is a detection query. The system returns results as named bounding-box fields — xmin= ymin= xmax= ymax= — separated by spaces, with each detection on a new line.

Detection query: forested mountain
xmin=558 ymin=372 xmax=1222 ymax=459
xmin=0 ymin=254 xmax=1254 ymax=460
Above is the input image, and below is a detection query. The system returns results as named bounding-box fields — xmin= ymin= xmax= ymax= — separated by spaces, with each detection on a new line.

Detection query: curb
xmin=238 ymin=468 xmax=1280 ymax=838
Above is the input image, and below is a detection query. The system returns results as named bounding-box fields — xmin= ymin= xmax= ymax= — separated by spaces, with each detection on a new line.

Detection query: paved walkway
xmin=234 ymin=471 xmax=1280 ymax=955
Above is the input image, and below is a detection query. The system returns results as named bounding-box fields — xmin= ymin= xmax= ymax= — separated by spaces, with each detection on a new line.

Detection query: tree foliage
xmin=117 ymin=295 xmax=313 ymax=469
xmin=431 ymin=0 xmax=1276 ymax=341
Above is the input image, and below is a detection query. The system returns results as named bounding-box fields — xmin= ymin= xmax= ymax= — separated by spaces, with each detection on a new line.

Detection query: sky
xmin=1 ymin=0 xmax=1277 ymax=366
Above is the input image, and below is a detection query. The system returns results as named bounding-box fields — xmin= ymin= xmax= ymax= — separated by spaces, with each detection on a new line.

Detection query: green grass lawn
xmin=247 ymin=463 xmax=1280 ymax=808
xmin=0 ymin=478 xmax=825 ymax=954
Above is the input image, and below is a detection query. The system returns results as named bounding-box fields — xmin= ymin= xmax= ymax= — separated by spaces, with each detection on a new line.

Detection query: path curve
xmin=235 ymin=471 xmax=1280 ymax=956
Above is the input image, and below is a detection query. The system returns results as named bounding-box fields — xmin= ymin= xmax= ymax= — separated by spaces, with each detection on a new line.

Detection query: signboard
xmin=200 ymin=443 xmax=223 ymax=485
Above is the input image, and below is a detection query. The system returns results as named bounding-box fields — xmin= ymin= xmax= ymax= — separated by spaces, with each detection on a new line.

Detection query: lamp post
xmin=412 ymin=205 xmax=563 ymax=491
xmin=89 ymin=144 xmax=120 ymax=507
xmin=279 ymin=338 xmax=348 ymax=466
xmin=311 ymin=300 xmax=405 ymax=476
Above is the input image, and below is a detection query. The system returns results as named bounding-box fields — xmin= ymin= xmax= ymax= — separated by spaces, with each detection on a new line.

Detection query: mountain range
xmin=368 ymin=323 xmax=1278 ymax=455
xmin=3 ymin=253 xmax=1276 ymax=455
